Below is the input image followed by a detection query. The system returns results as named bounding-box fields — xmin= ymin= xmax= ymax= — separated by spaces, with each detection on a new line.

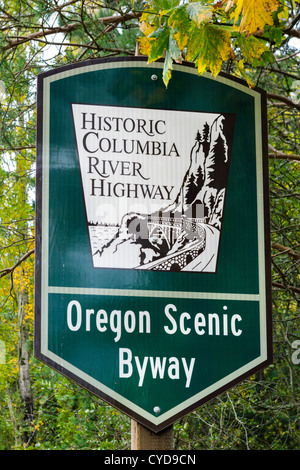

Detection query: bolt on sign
xmin=35 ymin=57 xmax=272 ymax=433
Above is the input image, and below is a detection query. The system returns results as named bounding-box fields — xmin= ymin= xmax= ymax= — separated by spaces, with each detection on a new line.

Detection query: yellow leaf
xmin=234 ymin=59 xmax=255 ymax=87
xmin=138 ymin=21 xmax=156 ymax=56
xmin=138 ymin=36 xmax=153 ymax=56
xmin=233 ymin=0 xmax=279 ymax=34
xmin=139 ymin=21 xmax=155 ymax=37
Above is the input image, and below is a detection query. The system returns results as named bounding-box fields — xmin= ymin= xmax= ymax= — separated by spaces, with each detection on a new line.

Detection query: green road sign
xmin=35 ymin=58 xmax=272 ymax=432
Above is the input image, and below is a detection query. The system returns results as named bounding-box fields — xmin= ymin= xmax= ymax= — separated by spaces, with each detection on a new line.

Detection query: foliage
xmin=0 ymin=0 xmax=299 ymax=450
xmin=138 ymin=0 xmax=286 ymax=85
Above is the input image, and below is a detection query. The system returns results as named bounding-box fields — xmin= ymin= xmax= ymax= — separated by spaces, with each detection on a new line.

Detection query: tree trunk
xmin=18 ymin=284 xmax=34 ymax=446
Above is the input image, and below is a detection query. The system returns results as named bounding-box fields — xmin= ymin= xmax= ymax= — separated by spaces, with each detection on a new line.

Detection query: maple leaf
xmin=168 ymin=5 xmax=190 ymax=50
xmin=233 ymin=0 xmax=279 ymax=34
xmin=148 ymin=26 xmax=170 ymax=63
xmin=186 ymin=24 xmax=235 ymax=76
xmin=163 ymin=30 xmax=183 ymax=86
xmin=235 ymin=34 xmax=269 ymax=62
xmin=186 ymin=2 xmax=214 ymax=26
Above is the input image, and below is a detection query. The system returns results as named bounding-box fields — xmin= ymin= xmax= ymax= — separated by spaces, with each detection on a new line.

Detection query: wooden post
xmin=131 ymin=420 xmax=173 ymax=450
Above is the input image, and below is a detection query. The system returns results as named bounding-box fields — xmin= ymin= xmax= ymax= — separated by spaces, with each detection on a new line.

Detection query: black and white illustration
xmin=72 ymin=104 xmax=235 ymax=272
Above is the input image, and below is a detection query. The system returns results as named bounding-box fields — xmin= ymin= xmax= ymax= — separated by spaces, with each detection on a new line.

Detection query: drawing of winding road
xmin=182 ymin=224 xmax=220 ymax=272
xmin=135 ymin=220 xmax=220 ymax=273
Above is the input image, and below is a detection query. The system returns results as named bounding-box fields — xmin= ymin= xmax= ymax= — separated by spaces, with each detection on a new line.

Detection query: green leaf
xmin=148 ymin=26 xmax=167 ymax=38
xmin=265 ymin=26 xmax=283 ymax=46
xmin=148 ymin=26 xmax=170 ymax=62
xmin=186 ymin=24 xmax=234 ymax=76
xmin=169 ymin=29 xmax=182 ymax=62
xmin=162 ymin=30 xmax=182 ymax=86
xmin=168 ymin=6 xmax=190 ymax=49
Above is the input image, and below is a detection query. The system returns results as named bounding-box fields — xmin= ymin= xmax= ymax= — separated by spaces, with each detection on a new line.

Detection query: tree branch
xmin=267 ymin=92 xmax=300 ymax=111
xmin=268 ymin=144 xmax=300 ymax=162
xmin=4 ymin=24 xmax=77 ymax=51
xmin=269 ymin=66 xmax=300 ymax=81
xmin=284 ymin=28 xmax=300 ymax=39
xmin=0 ymin=249 xmax=35 ymax=279
xmin=2 ymin=12 xmax=141 ymax=51
xmin=0 ymin=145 xmax=35 ymax=152
xmin=283 ymin=11 xmax=300 ymax=32
xmin=272 ymin=242 xmax=300 ymax=260
xmin=29 ymin=37 xmax=135 ymax=56
xmin=272 ymin=281 xmax=300 ymax=294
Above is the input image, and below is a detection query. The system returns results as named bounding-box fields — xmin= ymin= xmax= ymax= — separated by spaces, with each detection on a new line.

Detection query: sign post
xmin=35 ymin=57 xmax=272 ymax=437
xmin=131 ymin=421 xmax=173 ymax=450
